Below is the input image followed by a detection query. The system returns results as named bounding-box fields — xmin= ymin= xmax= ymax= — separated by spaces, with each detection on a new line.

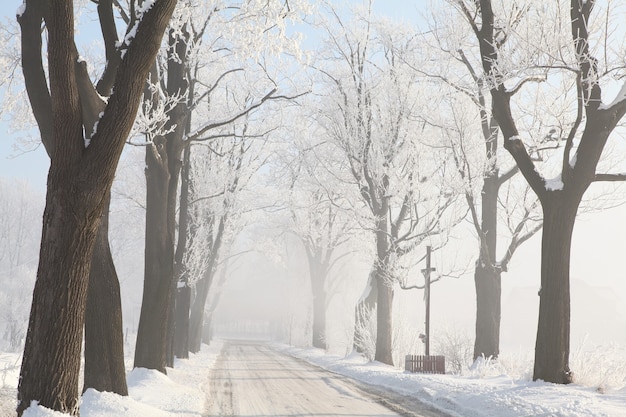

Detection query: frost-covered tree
xmin=15 ymin=0 xmax=177 ymax=414
xmin=131 ymin=0 xmax=307 ymax=371
xmin=184 ymin=125 xmax=268 ymax=353
xmin=416 ymin=5 xmax=543 ymax=361
xmin=273 ymin=121 xmax=359 ymax=350
xmin=288 ymin=192 xmax=353 ymax=350
xmin=6 ymin=0 xmax=132 ymax=398
xmin=456 ymin=0 xmax=626 ymax=383
xmin=312 ymin=5 xmax=462 ymax=365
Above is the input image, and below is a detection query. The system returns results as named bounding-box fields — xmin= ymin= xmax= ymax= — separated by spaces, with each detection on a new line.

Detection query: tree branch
xmin=186 ymin=88 xmax=305 ymax=142
xmin=499 ymin=221 xmax=542 ymax=272
xmin=594 ymin=173 xmax=626 ymax=182
xmin=476 ymin=0 xmax=547 ymax=199
xmin=95 ymin=0 xmax=121 ymax=96
xmin=18 ymin=0 xmax=54 ymax=155
xmin=498 ymin=165 xmax=519 ymax=186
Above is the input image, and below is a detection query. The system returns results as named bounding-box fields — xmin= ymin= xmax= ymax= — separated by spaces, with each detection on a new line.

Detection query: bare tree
xmin=186 ymin=130 xmax=266 ymax=352
xmin=287 ymin=168 xmax=354 ymax=349
xmin=456 ymin=0 xmax=626 ymax=383
xmin=313 ymin=6 xmax=462 ymax=365
xmin=16 ymin=0 xmax=177 ymax=414
xmin=11 ymin=0 xmax=132 ymax=397
xmin=295 ymin=194 xmax=352 ymax=350
xmin=415 ymin=8 xmax=543 ymax=360
xmin=132 ymin=0 xmax=305 ymax=370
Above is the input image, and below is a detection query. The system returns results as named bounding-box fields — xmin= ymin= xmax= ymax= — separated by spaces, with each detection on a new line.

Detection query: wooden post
xmin=421 ymin=246 xmax=435 ymax=356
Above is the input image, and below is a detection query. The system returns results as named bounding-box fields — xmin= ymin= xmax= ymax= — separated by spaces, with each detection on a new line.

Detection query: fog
xmin=209 ymin=200 xmax=626 ymax=359
xmin=1 ymin=143 xmax=625 ymax=362
xmin=2 ymin=0 xmax=626 ymax=370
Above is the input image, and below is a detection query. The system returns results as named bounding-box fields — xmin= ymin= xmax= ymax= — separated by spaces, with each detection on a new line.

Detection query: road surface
xmin=204 ymin=340 xmax=448 ymax=417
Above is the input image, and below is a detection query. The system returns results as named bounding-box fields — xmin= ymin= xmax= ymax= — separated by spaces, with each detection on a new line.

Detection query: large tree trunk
xmin=162 ymin=28 xmax=190 ymax=367
xmin=174 ymin=286 xmax=191 ymax=358
xmin=473 ymin=171 xmax=500 ymax=360
xmin=533 ymin=195 xmax=579 ymax=384
xmin=374 ymin=222 xmax=393 ymax=366
xmin=16 ymin=0 xmax=177 ymax=413
xmin=18 ymin=174 xmax=102 ymax=415
xmin=165 ymin=280 xmax=176 ymax=367
xmin=134 ymin=149 xmax=173 ymax=373
xmin=84 ymin=191 xmax=127 ymax=395
xmin=374 ymin=269 xmax=394 ymax=365
xmin=135 ymin=25 xmax=189 ymax=370
xmin=164 ymin=152 xmax=183 ymax=367
xmin=473 ymin=263 xmax=501 ymax=360
xmin=471 ymin=0 xmax=626 ymax=387
xmin=189 ymin=273 xmax=211 ymax=353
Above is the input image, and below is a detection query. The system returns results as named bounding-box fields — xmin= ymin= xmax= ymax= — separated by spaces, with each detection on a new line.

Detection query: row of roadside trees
xmin=3 ymin=0 xmax=626 ymax=415
xmin=10 ymin=0 xmax=307 ymax=415
xmin=270 ymin=0 xmax=626 ymax=386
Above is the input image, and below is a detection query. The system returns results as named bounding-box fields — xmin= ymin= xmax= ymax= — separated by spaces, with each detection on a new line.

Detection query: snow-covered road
xmin=204 ymin=341 xmax=447 ymax=417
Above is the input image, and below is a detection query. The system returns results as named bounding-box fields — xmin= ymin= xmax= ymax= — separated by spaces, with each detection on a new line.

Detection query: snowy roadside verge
xmin=275 ymin=344 xmax=626 ymax=417
xmin=2 ymin=340 xmax=223 ymax=417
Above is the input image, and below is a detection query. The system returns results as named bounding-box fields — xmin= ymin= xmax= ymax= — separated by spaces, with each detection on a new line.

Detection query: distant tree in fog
xmin=311 ymin=5 xmax=464 ymax=365
xmin=185 ymin=125 xmax=269 ymax=354
xmin=276 ymin=126 xmax=358 ymax=350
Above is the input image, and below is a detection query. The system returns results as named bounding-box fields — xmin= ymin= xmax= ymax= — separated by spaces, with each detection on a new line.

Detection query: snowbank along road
xmin=204 ymin=340 xmax=450 ymax=417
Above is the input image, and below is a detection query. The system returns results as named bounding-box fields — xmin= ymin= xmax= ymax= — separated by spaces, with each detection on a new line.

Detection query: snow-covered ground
xmin=2 ymin=339 xmax=626 ymax=416
xmin=278 ymin=344 xmax=626 ymax=417
xmin=0 ymin=341 xmax=223 ymax=417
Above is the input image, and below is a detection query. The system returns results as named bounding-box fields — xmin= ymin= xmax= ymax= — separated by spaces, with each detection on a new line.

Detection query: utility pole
xmin=421 ymin=246 xmax=436 ymax=356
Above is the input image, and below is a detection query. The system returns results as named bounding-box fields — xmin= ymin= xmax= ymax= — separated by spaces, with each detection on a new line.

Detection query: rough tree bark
xmin=134 ymin=141 xmax=174 ymax=373
xmin=16 ymin=0 xmax=177 ymax=414
xmin=533 ymin=193 xmax=580 ymax=383
xmin=19 ymin=0 xmax=128 ymax=397
xmin=82 ymin=0 xmax=127 ymax=396
xmin=84 ymin=192 xmax=128 ymax=395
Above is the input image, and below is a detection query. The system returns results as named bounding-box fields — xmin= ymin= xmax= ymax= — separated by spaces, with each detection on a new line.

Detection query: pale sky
xmin=0 ymin=0 xmax=427 ymax=191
